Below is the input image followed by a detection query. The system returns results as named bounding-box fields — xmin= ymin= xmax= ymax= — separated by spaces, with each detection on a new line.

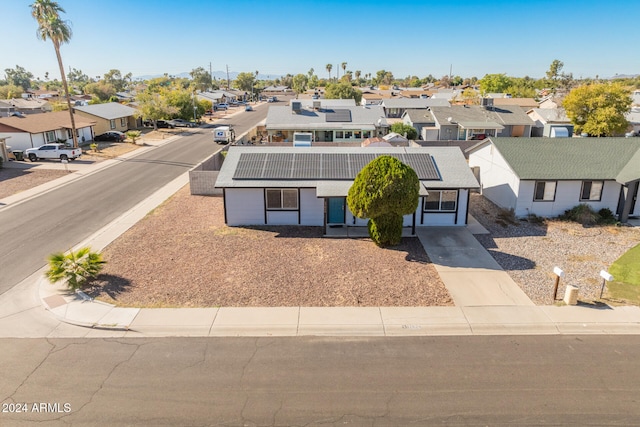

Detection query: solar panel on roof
xmin=325 ymin=109 xmax=352 ymax=122
xmin=232 ymin=152 xmax=441 ymax=181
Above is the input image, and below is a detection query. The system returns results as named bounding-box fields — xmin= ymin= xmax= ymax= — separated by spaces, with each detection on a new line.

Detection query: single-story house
xmin=197 ymin=90 xmax=239 ymax=105
xmin=492 ymin=97 xmax=539 ymax=111
xmin=427 ymin=105 xmax=535 ymax=141
xmin=0 ymin=111 xmax=95 ymax=151
xmin=625 ymin=107 xmax=640 ymax=135
xmin=265 ymin=104 xmax=389 ymax=144
xmin=215 ymin=146 xmax=480 ymax=234
xmin=402 ymin=109 xmax=437 ymax=140
xmin=290 ymin=99 xmax=356 ymax=108
xmin=467 ymin=137 xmax=640 ymax=222
xmin=5 ymin=98 xmax=52 ymax=115
xmin=0 ymin=101 xmax=16 ymax=118
xmin=73 ymin=102 xmax=139 ymax=135
xmin=262 ymin=85 xmax=291 ymax=96
xmin=527 ymin=108 xmax=574 ymax=137
xmin=380 ymin=98 xmax=450 ymax=118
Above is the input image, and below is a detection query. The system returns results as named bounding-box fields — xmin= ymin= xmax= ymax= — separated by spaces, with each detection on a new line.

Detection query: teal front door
xmin=328 ymin=198 xmax=346 ymax=224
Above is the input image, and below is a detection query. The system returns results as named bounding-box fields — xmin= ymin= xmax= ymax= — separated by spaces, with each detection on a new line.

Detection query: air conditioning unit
xmin=481 ymin=98 xmax=494 ymax=108
xmin=313 ymin=100 xmax=321 ymax=110
xmin=291 ymin=101 xmax=302 ymax=113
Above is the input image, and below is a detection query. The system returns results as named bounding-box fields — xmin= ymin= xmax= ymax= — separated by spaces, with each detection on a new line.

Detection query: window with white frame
xmin=335 ymin=131 xmax=344 ymax=139
xmin=362 ymin=130 xmax=371 ymax=138
xmin=580 ymin=181 xmax=603 ymax=201
xmin=534 ymin=181 xmax=557 ymax=201
xmin=424 ymin=190 xmax=458 ymax=212
xmin=120 ymin=117 xmax=126 ymax=127
xmin=266 ymin=189 xmax=298 ymax=210
xmin=45 ymin=130 xmax=56 ymax=142
xmin=110 ymin=119 xmax=116 ymax=129
xmin=354 ymin=131 xmax=362 ymax=139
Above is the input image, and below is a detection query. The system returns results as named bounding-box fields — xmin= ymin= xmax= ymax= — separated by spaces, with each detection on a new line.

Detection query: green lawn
xmin=607 ymin=243 xmax=640 ymax=304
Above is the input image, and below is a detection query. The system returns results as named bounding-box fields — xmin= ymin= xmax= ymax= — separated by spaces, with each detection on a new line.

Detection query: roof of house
xmin=381 ymin=98 xmax=450 ymax=108
xmin=467 ymin=137 xmax=640 ymax=184
xmin=492 ymin=98 xmax=539 ymax=109
xmin=527 ymin=108 xmax=571 ymax=124
xmin=430 ymin=105 xmax=535 ymax=127
xmin=216 ymin=146 xmax=480 ymax=196
xmin=7 ymin=98 xmax=50 ymax=110
xmin=265 ymin=105 xmax=388 ymax=131
xmin=291 ymin=99 xmax=356 ymax=108
xmin=0 ymin=111 xmax=95 ymax=134
xmin=73 ymin=102 xmax=137 ymax=120
xmin=403 ymin=109 xmax=436 ymax=124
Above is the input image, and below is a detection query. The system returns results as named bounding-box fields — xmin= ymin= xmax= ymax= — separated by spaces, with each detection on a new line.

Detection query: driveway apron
xmin=417 ymin=227 xmax=535 ymax=307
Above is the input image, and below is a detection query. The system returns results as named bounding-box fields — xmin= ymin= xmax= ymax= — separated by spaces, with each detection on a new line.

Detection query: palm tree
xmin=326 ymin=63 xmax=332 ymax=81
xmin=31 ymin=0 xmax=78 ymax=148
xmin=355 ymin=70 xmax=361 ymax=83
xmin=46 ymin=247 xmax=105 ymax=291
xmin=308 ymin=68 xmax=314 ymax=79
xmin=341 ymin=62 xmax=347 ymax=80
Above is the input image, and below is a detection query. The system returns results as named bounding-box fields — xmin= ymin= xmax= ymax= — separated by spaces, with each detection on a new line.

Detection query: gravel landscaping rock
xmin=88 ymin=186 xmax=453 ymax=308
xmin=469 ymin=194 xmax=640 ymax=305
xmin=0 ymin=168 xmax=70 ymax=199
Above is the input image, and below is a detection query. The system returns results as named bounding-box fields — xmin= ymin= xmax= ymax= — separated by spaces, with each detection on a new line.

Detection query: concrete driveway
xmin=417 ymin=227 xmax=534 ymax=307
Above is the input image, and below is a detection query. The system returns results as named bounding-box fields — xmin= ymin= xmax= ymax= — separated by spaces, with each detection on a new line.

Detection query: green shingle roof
xmin=485 ymin=137 xmax=640 ymax=183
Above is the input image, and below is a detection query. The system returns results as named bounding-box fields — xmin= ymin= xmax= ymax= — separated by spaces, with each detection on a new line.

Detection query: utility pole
xmin=226 ymin=65 xmax=230 ymax=90
xmin=209 ymin=62 xmax=213 ymax=91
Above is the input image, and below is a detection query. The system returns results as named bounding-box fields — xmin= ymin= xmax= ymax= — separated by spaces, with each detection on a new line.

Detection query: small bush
xmin=126 ymin=130 xmax=142 ymax=144
xmin=597 ymin=208 xmax=618 ymax=225
xmin=560 ymin=204 xmax=599 ymax=225
xmin=90 ymin=143 xmax=99 ymax=152
xmin=526 ymin=212 xmax=546 ymax=224
xmin=496 ymin=207 xmax=518 ymax=225
xmin=46 ymin=247 xmax=105 ymax=291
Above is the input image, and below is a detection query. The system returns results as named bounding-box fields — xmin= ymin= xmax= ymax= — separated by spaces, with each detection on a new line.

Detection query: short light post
xmin=599 ymin=270 xmax=614 ymax=299
xmin=552 ymin=266 xmax=565 ymax=301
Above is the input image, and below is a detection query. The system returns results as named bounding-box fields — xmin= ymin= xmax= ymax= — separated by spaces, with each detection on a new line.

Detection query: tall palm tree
xmin=341 ymin=62 xmax=347 ymax=80
xmin=31 ymin=0 xmax=78 ymax=148
xmin=326 ymin=63 xmax=332 ymax=81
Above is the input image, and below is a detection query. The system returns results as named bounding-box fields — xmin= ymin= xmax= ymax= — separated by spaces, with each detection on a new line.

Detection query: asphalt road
xmin=1 ymin=335 xmax=639 ymax=425
xmin=0 ymin=106 xmax=268 ymax=295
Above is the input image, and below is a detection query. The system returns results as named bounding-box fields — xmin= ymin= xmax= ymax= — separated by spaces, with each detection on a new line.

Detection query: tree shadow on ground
xmin=85 ymin=274 xmax=132 ymax=300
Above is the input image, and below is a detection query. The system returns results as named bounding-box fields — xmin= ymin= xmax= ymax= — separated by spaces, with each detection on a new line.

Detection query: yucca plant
xmin=46 ymin=247 xmax=105 ymax=291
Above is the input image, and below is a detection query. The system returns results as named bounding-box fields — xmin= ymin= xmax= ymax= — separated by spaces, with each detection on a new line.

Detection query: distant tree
xmin=390 ymin=122 xmax=417 ymax=140
xmin=478 ymin=73 xmax=512 ymax=94
xmin=164 ymin=88 xmax=205 ymax=120
xmin=451 ymin=75 xmax=463 ymax=86
xmin=460 ymin=87 xmax=480 ymax=104
xmin=103 ymin=69 xmax=131 ymax=92
xmin=326 ymin=63 xmax=333 ymax=80
xmin=439 ymin=75 xmax=451 ymax=88
xmin=354 ymin=70 xmax=361 ymax=83
xmin=135 ymin=91 xmax=178 ymax=130
xmin=324 ymin=81 xmax=362 ymax=104
xmin=31 ymin=0 xmax=78 ymax=147
xmin=233 ymin=72 xmax=255 ymax=92
xmin=4 ymin=65 xmax=34 ymax=90
xmin=347 ymin=156 xmax=420 ymax=247
xmin=67 ymin=67 xmax=90 ymax=92
xmin=189 ymin=66 xmax=212 ymax=92
xmin=563 ymin=82 xmax=632 ymax=136
xmin=84 ymin=81 xmax=116 ymax=102
xmin=292 ymin=73 xmax=308 ymax=95
xmin=375 ymin=69 xmax=394 ymax=86
xmin=0 ymin=84 xmax=25 ymax=99
xmin=341 ymin=62 xmax=347 ymax=79
xmin=546 ymin=59 xmax=564 ymax=82
xmin=307 ymin=68 xmax=314 ymax=79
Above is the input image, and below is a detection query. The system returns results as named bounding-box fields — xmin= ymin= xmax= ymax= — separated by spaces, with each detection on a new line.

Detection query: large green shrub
xmin=559 ymin=204 xmax=619 ymax=226
xmin=347 ymin=155 xmax=419 ymax=247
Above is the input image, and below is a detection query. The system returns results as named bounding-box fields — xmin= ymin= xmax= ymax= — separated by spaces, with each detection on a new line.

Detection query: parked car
xmin=216 ymin=103 xmax=229 ymax=110
xmin=24 ymin=143 xmax=82 ymax=162
xmin=168 ymin=119 xmax=197 ymax=128
xmin=245 ymin=105 xmax=253 ymax=111
xmin=143 ymin=119 xmax=171 ymax=128
xmin=94 ymin=131 xmax=126 ymax=142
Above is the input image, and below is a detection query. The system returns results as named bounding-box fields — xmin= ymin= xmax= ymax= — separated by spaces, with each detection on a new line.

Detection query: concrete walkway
xmin=1 ymin=133 xmax=640 ymax=338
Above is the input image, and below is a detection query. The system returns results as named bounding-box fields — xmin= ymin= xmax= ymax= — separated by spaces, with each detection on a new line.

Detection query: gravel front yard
xmin=88 ymin=186 xmax=453 ymax=308
xmin=469 ymin=194 xmax=640 ymax=305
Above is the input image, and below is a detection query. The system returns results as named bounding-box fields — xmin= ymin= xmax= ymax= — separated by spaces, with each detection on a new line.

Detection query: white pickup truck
xmin=24 ymin=143 xmax=82 ymax=162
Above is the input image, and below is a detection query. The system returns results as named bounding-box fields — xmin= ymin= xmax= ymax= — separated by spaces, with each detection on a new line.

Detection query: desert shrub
xmin=496 ymin=207 xmax=518 ymax=225
xmin=126 ymin=130 xmax=142 ymax=144
xmin=597 ymin=208 xmax=618 ymax=225
xmin=560 ymin=204 xmax=599 ymax=225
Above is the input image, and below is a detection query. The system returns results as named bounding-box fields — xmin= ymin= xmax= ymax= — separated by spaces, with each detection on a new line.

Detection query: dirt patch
xmin=88 ymin=186 xmax=452 ymax=308
xmin=0 ymin=168 xmax=70 ymax=199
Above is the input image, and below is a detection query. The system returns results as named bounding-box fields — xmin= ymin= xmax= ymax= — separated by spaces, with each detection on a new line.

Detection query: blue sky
xmin=3 ymin=0 xmax=639 ymax=82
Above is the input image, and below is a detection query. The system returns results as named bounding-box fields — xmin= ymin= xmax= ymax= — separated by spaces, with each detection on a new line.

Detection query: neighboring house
xmin=467 ymin=137 xmax=640 ymax=222
xmin=262 ymin=85 xmax=290 ymax=96
xmin=6 ymin=98 xmax=52 ymax=114
xmin=527 ymin=108 xmax=574 ymax=137
xmin=291 ymin=99 xmax=356 ymax=108
xmin=73 ymin=102 xmax=139 ymax=135
xmin=380 ymin=98 xmax=449 ymax=118
xmin=264 ymin=104 xmax=389 ymax=144
xmin=0 ymin=111 xmax=95 ymax=151
xmin=215 ymin=146 xmax=480 ymax=232
xmin=402 ymin=109 xmax=437 ymax=140
xmin=626 ymin=107 xmax=640 ymax=135
xmin=427 ymin=104 xmax=535 ymax=141
xmin=0 ymin=101 xmax=16 ymax=118
xmin=197 ymin=90 xmax=238 ymax=105
xmin=399 ymin=89 xmax=434 ymax=99
xmin=492 ymin=97 xmax=539 ymax=111
xmin=24 ymin=89 xmax=59 ymax=100
xmin=631 ymin=90 xmax=640 ymax=107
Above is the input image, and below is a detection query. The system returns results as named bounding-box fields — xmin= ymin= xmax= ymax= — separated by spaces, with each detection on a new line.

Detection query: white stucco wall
xmin=515 ymin=180 xmax=622 ymax=218
xmin=225 ymin=188 xmax=265 ymax=226
xmin=468 ymin=144 xmax=520 ymax=210
xmin=0 ymin=132 xmax=36 ymax=151
xmin=300 ymin=188 xmax=324 ymax=225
